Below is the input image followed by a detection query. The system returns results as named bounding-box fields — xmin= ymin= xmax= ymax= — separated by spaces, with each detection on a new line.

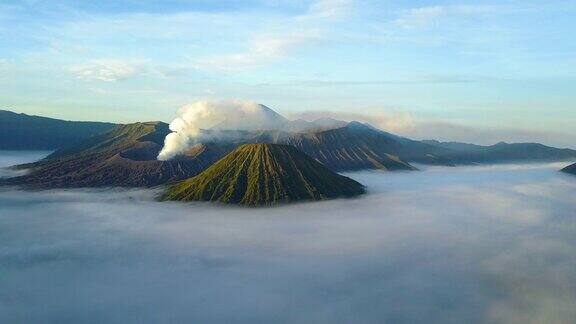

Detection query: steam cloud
xmin=3 ymin=151 xmax=576 ymax=323
xmin=157 ymin=100 xmax=280 ymax=161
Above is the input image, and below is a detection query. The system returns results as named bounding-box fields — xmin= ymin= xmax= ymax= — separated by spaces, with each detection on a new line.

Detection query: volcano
xmin=161 ymin=144 xmax=366 ymax=206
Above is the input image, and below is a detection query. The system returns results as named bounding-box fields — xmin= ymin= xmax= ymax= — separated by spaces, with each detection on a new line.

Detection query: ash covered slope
xmin=0 ymin=109 xmax=115 ymax=150
xmin=3 ymin=122 xmax=224 ymax=188
xmin=161 ymin=144 xmax=365 ymax=206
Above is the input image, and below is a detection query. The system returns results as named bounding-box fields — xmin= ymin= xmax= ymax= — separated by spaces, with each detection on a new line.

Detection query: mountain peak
xmin=345 ymin=120 xmax=379 ymax=132
xmin=161 ymin=143 xmax=366 ymax=206
xmin=211 ymin=103 xmax=288 ymax=131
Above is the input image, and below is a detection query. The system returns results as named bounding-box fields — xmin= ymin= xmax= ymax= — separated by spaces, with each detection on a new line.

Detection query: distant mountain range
xmin=161 ymin=144 xmax=365 ymax=206
xmin=422 ymin=140 xmax=576 ymax=164
xmin=2 ymin=107 xmax=576 ymax=189
xmin=0 ymin=110 xmax=115 ymax=150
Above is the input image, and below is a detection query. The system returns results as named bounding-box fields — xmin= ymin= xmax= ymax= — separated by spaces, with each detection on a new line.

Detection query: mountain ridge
xmin=422 ymin=140 xmax=576 ymax=163
xmin=0 ymin=109 xmax=116 ymax=150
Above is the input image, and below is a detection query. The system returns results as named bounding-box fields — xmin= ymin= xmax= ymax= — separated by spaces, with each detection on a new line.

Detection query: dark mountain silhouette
xmin=161 ymin=144 xmax=365 ymax=206
xmin=561 ymin=163 xmax=576 ymax=175
xmin=0 ymin=110 xmax=115 ymax=150
xmin=423 ymin=140 xmax=576 ymax=164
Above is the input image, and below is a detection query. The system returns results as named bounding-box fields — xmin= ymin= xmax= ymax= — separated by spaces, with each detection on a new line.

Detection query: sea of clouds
xmin=1 ymin=152 xmax=576 ymax=323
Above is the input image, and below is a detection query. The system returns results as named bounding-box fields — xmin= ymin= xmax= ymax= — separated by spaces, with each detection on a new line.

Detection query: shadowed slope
xmin=161 ymin=144 xmax=366 ymax=206
xmin=562 ymin=163 xmax=576 ymax=175
xmin=240 ymin=122 xmax=419 ymax=171
xmin=423 ymin=140 xmax=576 ymax=164
xmin=272 ymin=122 xmax=422 ymax=170
xmin=0 ymin=110 xmax=115 ymax=150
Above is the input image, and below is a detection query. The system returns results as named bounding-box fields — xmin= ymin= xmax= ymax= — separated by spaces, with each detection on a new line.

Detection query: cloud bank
xmin=1 ymin=151 xmax=576 ymax=323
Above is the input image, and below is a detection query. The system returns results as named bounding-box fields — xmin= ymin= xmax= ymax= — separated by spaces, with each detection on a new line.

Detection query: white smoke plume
xmin=157 ymin=100 xmax=287 ymax=161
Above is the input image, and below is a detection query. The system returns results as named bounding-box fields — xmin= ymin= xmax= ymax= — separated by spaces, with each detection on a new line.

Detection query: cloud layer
xmin=2 ymin=151 xmax=576 ymax=323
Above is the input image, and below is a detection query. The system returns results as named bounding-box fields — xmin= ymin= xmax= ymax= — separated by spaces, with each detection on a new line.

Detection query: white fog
xmin=1 ymin=152 xmax=576 ymax=323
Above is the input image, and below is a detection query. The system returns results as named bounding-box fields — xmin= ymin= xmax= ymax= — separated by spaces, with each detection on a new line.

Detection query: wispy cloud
xmin=196 ymin=0 xmax=351 ymax=71
xmin=196 ymin=30 xmax=322 ymax=71
xmin=69 ymin=59 xmax=145 ymax=82
xmin=308 ymin=0 xmax=352 ymax=19
xmin=256 ymin=75 xmax=481 ymax=87
xmin=395 ymin=5 xmax=498 ymax=29
xmin=69 ymin=59 xmax=194 ymax=82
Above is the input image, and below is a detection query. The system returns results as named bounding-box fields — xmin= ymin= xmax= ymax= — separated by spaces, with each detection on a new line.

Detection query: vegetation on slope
xmin=161 ymin=144 xmax=366 ymax=206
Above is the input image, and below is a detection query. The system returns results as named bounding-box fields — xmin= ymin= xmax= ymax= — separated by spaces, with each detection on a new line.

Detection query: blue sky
xmin=1 ymin=0 xmax=575 ymax=146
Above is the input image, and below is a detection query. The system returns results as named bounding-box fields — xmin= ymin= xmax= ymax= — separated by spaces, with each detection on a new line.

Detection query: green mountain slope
xmin=161 ymin=144 xmax=366 ymax=206
xmin=0 ymin=110 xmax=115 ymax=150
